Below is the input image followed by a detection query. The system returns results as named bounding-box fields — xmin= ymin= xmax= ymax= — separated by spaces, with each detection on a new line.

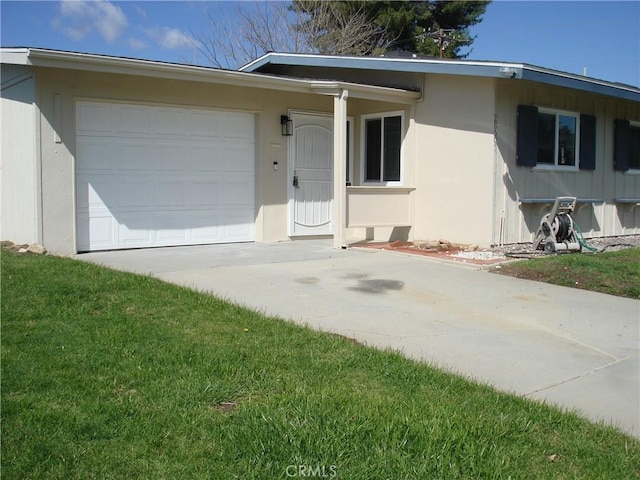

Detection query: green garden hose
xmin=573 ymin=223 xmax=599 ymax=252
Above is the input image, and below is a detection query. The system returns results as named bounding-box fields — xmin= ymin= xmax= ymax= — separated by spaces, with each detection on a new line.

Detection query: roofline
xmin=0 ymin=48 xmax=420 ymax=103
xmin=241 ymin=52 xmax=640 ymax=103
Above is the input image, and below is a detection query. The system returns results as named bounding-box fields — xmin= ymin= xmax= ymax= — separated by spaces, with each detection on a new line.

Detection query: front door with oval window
xmin=289 ymin=113 xmax=333 ymax=236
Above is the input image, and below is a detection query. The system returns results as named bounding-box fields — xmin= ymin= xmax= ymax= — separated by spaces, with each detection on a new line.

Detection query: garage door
xmin=75 ymin=101 xmax=255 ymax=251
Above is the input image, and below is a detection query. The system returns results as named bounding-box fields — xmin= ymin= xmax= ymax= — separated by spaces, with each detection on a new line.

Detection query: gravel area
xmin=490 ymin=234 xmax=640 ymax=257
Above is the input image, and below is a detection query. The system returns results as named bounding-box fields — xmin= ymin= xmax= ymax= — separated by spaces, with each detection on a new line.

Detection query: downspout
xmin=333 ymin=88 xmax=348 ymax=249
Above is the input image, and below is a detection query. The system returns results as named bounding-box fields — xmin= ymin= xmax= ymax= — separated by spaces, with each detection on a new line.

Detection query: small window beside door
xmin=362 ymin=112 xmax=403 ymax=184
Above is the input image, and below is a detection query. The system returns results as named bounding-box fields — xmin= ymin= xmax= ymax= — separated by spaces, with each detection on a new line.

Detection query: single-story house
xmin=1 ymin=48 xmax=639 ymax=254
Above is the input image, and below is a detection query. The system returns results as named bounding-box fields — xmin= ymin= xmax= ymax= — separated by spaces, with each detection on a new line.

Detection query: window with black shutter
xmin=516 ymin=105 xmax=596 ymax=170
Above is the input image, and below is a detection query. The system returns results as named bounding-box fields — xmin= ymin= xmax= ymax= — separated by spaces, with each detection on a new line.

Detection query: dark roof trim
xmin=241 ymin=53 xmax=640 ymax=103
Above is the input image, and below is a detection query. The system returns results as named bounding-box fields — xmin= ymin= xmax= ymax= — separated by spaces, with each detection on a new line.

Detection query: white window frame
xmin=346 ymin=117 xmax=354 ymax=185
xmin=533 ymin=107 xmax=580 ymax=172
xmin=627 ymin=121 xmax=640 ymax=175
xmin=360 ymin=111 xmax=404 ymax=186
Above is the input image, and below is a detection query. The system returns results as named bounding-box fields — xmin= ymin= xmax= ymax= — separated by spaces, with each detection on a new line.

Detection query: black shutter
xmin=516 ymin=105 xmax=538 ymax=166
xmin=579 ymin=114 xmax=596 ymax=170
xmin=614 ymin=119 xmax=630 ymax=172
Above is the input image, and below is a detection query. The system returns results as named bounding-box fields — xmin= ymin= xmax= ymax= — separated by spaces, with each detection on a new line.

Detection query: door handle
xmin=293 ymin=174 xmax=299 ymax=188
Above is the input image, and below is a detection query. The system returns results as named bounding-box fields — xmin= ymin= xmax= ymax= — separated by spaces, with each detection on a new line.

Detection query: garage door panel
xmin=154 ymin=213 xmax=189 ymax=244
xmin=78 ymin=214 xmax=117 ymax=250
xmin=189 ymin=145 xmax=221 ymax=172
xmin=189 ymin=111 xmax=221 ymax=138
xmin=154 ymin=108 xmax=187 ymax=136
xmin=221 ymin=180 xmax=253 ymax=206
xmin=189 ymin=180 xmax=220 ymax=208
xmin=116 ymin=105 xmax=152 ymax=136
xmin=77 ymin=103 xmax=113 ymax=135
xmin=118 ymin=142 xmax=158 ymax=171
xmin=155 ymin=143 xmax=188 ymax=170
xmin=223 ymin=114 xmax=254 ymax=139
xmin=118 ymin=214 xmax=153 ymax=246
xmin=77 ymin=138 xmax=113 ymax=171
xmin=220 ymin=145 xmax=253 ymax=172
xmin=118 ymin=177 xmax=152 ymax=208
xmin=155 ymin=180 xmax=187 ymax=208
xmin=76 ymin=101 xmax=254 ymax=251
xmin=190 ymin=213 xmax=222 ymax=241
xmin=221 ymin=212 xmax=255 ymax=241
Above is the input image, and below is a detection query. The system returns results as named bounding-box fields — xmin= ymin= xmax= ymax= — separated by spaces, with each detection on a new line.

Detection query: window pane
xmin=537 ymin=113 xmax=555 ymax=164
xmin=365 ymin=119 xmax=381 ymax=181
xmin=558 ymin=115 xmax=576 ymax=166
xmin=383 ymin=116 xmax=401 ymax=181
xmin=630 ymin=125 xmax=640 ymax=170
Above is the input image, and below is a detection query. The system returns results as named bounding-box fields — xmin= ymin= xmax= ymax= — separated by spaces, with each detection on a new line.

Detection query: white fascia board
xmin=0 ymin=48 xmax=31 ymax=65
xmin=24 ymin=48 xmax=316 ymax=94
xmin=241 ymin=52 xmax=523 ymax=75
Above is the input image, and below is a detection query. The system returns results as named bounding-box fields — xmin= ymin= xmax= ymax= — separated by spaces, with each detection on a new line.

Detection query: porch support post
xmin=333 ymin=88 xmax=348 ymax=249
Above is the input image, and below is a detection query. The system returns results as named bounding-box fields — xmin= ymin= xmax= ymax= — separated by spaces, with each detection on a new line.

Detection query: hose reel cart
xmin=532 ymin=197 xmax=582 ymax=254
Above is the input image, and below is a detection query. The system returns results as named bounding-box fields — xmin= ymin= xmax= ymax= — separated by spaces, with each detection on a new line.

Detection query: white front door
xmin=289 ymin=113 xmax=333 ymax=236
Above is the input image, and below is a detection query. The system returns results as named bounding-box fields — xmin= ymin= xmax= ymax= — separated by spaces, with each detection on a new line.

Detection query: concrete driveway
xmin=78 ymin=240 xmax=640 ymax=438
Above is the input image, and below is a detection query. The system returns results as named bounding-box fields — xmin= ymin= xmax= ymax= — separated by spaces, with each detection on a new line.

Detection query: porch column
xmin=333 ymin=89 xmax=348 ymax=249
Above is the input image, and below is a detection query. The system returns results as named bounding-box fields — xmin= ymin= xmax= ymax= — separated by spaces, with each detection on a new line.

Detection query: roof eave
xmin=242 ymin=52 xmax=640 ymax=103
xmin=520 ymin=66 xmax=640 ymax=102
xmin=2 ymin=48 xmax=419 ymax=103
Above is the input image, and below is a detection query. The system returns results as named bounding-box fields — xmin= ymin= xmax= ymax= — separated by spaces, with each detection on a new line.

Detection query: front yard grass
xmin=494 ymin=247 xmax=640 ymax=299
xmin=2 ymin=250 xmax=639 ymax=479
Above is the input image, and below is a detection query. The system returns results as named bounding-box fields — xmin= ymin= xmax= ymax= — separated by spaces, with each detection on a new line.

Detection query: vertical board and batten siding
xmin=0 ymin=65 xmax=39 ymax=244
xmin=494 ymin=80 xmax=640 ymax=245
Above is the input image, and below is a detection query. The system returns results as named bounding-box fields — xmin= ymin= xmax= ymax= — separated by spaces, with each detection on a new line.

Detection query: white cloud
xmin=54 ymin=0 xmax=128 ymax=43
xmin=134 ymin=5 xmax=147 ymax=20
xmin=145 ymin=27 xmax=199 ymax=50
xmin=128 ymin=37 xmax=148 ymax=50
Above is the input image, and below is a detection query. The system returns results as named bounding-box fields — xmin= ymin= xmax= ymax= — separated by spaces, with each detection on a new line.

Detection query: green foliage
xmin=292 ymin=0 xmax=490 ymax=58
xmin=3 ymin=250 xmax=639 ymax=478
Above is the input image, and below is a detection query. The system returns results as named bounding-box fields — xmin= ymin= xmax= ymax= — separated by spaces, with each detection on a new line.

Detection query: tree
xmin=294 ymin=1 xmax=491 ymax=59
xmin=190 ymin=2 xmax=311 ymax=70
xmin=191 ymin=1 xmax=490 ymax=69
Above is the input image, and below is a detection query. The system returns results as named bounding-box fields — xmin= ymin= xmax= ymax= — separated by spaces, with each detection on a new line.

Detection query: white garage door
xmin=75 ymin=101 xmax=255 ymax=251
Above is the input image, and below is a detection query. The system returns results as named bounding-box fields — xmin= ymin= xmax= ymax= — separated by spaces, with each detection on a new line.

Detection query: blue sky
xmin=1 ymin=1 xmax=639 ymax=86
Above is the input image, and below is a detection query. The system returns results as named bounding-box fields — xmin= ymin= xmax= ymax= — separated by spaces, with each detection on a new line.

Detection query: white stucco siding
xmin=32 ymin=67 xmax=336 ymax=253
xmin=412 ymin=74 xmax=497 ymax=246
xmin=495 ymin=79 xmax=640 ymax=244
xmin=0 ymin=67 xmax=39 ymax=244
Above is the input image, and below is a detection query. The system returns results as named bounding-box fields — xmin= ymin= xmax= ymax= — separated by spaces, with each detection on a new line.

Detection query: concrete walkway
xmin=78 ymin=240 xmax=640 ymax=438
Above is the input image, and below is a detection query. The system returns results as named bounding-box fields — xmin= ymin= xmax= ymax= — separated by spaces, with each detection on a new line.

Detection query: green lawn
xmin=495 ymin=248 xmax=640 ymax=299
xmin=2 ymin=250 xmax=639 ymax=479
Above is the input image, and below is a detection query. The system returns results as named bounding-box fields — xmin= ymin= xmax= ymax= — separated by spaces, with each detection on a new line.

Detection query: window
xmin=362 ymin=113 xmax=403 ymax=183
xmin=615 ymin=119 xmax=640 ymax=172
xmin=535 ymin=110 xmax=578 ymax=167
xmin=517 ymin=105 xmax=595 ymax=170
